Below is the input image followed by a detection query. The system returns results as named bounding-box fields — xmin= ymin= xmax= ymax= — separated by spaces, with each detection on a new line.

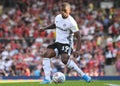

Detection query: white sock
xmin=43 ymin=58 xmax=51 ymax=81
xmin=67 ymin=59 xmax=85 ymax=77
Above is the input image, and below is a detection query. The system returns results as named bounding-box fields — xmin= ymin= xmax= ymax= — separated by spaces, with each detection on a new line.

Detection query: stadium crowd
xmin=0 ymin=0 xmax=120 ymax=77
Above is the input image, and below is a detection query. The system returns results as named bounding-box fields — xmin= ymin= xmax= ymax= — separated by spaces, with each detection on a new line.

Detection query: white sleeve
xmin=70 ymin=25 xmax=79 ymax=32
xmin=70 ymin=20 xmax=79 ymax=32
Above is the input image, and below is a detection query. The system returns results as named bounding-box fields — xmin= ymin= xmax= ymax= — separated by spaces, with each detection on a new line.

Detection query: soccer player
xmin=39 ymin=2 xmax=91 ymax=84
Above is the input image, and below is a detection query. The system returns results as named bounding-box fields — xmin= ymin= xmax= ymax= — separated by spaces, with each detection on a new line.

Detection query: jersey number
xmin=62 ymin=46 xmax=69 ymax=52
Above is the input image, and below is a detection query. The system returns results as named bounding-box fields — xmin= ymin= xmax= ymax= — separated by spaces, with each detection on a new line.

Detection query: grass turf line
xmin=0 ymin=80 xmax=120 ymax=86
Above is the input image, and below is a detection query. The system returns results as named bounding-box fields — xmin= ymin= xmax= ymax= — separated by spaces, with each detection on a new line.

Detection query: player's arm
xmin=69 ymin=18 xmax=81 ymax=57
xmin=73 ymin=31 xmax=81 ymax=58
xmin=39 ymin=24 xmax=56 ymax=31
xmin=74 ymin=31 xmax=81 ymax=51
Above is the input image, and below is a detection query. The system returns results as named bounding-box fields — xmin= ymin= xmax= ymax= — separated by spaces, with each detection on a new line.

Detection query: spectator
xmin=0 ymin=0 xmax=120 ymax=77
xmin=115 ymin=51 xmax=120 ymax=75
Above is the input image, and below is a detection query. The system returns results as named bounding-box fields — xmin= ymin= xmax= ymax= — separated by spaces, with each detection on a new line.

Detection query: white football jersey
xmin=55 ymin=14 xmax=79 ymax=47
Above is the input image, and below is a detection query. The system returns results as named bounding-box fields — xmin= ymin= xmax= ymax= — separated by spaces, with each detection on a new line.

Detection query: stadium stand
xmin=0 ymin=0 xmax=119 ymax=78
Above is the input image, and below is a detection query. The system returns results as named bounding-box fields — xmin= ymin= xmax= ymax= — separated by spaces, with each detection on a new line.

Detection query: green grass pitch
xmin=0 ymin=80 xmax=120 ymax=86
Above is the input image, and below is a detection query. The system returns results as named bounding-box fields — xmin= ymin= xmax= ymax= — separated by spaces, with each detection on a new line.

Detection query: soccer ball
xmin=52 ymin=72 xmax=66 ymax=83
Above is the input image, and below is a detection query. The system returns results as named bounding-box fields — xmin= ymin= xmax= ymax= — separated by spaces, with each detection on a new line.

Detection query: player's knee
xmin=44 ymin=49 xmax=56 ymax=58
xmin=61 ymin=55 xmax=69 ymax=64
xmin=44 ymin=52 xmax=52 ymax=58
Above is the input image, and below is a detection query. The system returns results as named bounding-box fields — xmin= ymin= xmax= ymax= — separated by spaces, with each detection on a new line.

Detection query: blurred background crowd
xmin=0 ymin=0 xmax=120 ymax=77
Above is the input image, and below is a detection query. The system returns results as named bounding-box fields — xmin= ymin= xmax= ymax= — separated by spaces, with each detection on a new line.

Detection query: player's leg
xmin=61 ymin=54 xmax=85 ymax=76
xmin=59 ymin=43 xmax=86 ymax=78
xmin=40 ymin=48 xmax=56 ymax=84
xmin=61 ymin=54 xmax=91 ymax=82
xmin=65 ymin=57 xmax=91 ymax=82
xmin=58 ymin=43 xmax=91 ymax=82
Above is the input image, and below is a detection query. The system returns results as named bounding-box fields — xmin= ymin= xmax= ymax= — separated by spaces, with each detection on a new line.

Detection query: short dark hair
xmin=61 ymin=2 xmax=71 ymax=9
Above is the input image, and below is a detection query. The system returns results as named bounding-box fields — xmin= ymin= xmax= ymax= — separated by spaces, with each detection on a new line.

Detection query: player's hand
xmin=73 ymin=51 xmax=80 ymax=58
